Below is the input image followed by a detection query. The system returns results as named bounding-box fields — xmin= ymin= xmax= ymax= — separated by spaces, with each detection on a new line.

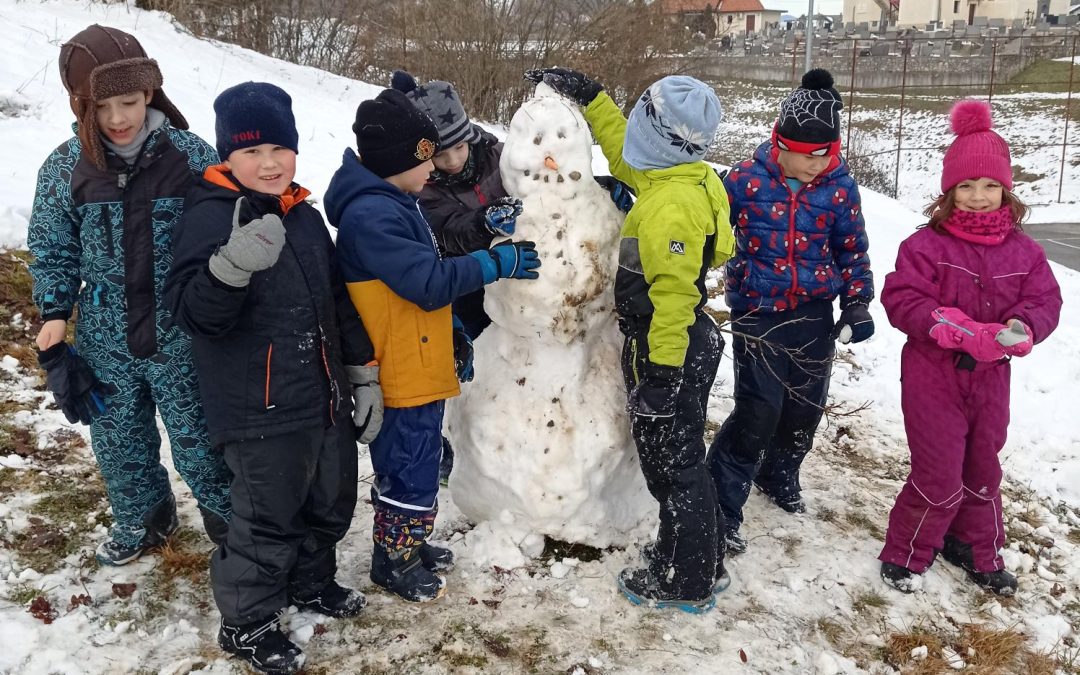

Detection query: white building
xmin=844 ymin=0 xmax=1071 ymax=27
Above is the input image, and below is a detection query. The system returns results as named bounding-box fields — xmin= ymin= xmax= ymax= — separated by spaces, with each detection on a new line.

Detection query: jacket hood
xmin=324 ymin=148 xmax=417 ymax=229
xmin=640 ymin=160 xmax=730 ymax=231
xmin=752 ymin=141 xmax=849 ymax=184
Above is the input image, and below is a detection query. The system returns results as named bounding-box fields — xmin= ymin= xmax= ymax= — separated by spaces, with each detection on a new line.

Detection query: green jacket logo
xmin=669 ymin=240 xmax=685 ymax=255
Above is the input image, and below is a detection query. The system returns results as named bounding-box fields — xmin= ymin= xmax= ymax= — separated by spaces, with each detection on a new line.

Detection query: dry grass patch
xmin=852 ymin=589 xmax=889 ymax=614
xmin=886 ymin=624 xmax=946 ymax=674
xmin=0 ymin=249 xmax=40 ymax=371
xmin=816 ymin=616 xmax=846 ymax=649
xmin=887 ymin=622 xmax=1059 ymax=675
xmin=845 ymin=511 xmax=885 ymax=540
xmin=157 ymin=527 xmax=212 ymax=585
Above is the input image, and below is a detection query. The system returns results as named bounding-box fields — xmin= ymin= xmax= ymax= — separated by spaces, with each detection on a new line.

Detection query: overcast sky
xmin=762 ymin=0 xmax=844 ymax=16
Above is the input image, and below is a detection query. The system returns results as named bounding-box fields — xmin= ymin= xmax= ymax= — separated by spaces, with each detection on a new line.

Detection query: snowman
xmin=445 ymin=84 xmax=652 ymax=552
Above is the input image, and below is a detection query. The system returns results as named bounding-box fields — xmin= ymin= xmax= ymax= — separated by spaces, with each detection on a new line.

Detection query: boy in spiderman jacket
xmin=708 ymin=69 xmax=875 ymax=555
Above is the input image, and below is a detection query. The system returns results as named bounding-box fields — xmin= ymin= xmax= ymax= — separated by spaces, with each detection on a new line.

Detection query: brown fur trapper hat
xmin=59 ymin=24 xmax=187 ymax=169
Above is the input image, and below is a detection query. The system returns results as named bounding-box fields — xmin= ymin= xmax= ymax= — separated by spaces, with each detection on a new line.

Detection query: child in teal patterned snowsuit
xmin=27 ymin=25 xmax=230 ymax=565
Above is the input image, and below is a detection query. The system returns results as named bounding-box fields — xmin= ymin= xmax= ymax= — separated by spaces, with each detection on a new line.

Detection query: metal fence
xmin=703 ymin=30 xmax=1079 ymax=204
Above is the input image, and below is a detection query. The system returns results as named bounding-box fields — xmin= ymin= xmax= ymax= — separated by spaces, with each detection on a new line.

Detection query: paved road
xmin=1026 ymin=222 xmax=1080 ymax=272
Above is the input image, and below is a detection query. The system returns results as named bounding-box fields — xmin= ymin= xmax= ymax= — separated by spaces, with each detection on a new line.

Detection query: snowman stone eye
xmin=524 ymin=169 xmax=530 ymax=176
xmin=568 ymin=171 xmax=581 ymax=181
xmin=557 ymin=129 xmax=566 ymax=139
xmin=533 ymin=134 xmax=543 ymax=145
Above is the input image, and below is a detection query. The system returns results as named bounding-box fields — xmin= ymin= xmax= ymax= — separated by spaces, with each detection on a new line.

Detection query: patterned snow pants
xmin=77 ymin=304 xmax=230 ymax=548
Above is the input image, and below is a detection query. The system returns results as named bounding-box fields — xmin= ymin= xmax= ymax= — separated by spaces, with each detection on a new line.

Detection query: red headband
xmin=771 ymin=126 xmax=841 ymax=157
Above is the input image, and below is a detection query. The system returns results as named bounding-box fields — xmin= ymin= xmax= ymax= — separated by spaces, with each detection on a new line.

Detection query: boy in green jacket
xmin=527 ymin=69 xmax=735 ymax=613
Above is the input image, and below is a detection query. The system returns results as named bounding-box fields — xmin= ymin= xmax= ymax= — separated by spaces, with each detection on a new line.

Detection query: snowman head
xmin=501 ymin=83 xmax=596 ymax=200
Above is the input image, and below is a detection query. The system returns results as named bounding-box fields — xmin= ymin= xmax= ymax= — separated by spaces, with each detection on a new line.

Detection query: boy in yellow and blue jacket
xmin=325 ymin=89 xmax=541 ymax=603
xmin=528 ymin=68 xmax=735 ymax=613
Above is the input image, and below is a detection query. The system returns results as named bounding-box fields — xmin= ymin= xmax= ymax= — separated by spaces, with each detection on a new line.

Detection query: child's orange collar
xmin=204 ymin=164 xmax=310 ymax=215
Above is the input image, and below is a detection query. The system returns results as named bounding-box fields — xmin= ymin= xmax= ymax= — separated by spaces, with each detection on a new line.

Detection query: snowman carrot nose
xmin=544 ymin=156 xmax=559 ymax=171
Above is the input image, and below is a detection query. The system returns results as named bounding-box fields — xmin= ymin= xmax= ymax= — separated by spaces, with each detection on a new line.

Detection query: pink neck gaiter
xmin=941 ymin=206 xmax=1016 ymax=246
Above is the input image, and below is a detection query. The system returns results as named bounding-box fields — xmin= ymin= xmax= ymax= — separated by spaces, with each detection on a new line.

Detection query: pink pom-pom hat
xmin=941 ymin=99 xmax=1013 ymax=193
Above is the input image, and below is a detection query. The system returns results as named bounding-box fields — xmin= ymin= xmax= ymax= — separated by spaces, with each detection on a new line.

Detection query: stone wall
xmin=691 ymin=38 xmax=1076 ymax=89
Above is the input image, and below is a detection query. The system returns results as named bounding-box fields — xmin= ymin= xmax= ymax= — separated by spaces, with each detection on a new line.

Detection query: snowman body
xmin=446 ymin=85 xmax=652 ymax=548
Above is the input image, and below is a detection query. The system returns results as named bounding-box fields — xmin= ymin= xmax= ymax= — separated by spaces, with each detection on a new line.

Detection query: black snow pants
xmin=621 ymin=311 xmax=723 ymax=600
xmin=211 ymin=422 xmax=358 ymax=624
xmin=707 ymin=300 xmax=834 ymax=532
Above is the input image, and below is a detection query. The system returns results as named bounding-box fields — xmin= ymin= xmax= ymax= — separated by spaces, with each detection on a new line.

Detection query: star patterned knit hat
xmin=390 ymin=70 xmax=482 ymax=150
xmin=622 ymin=75 xmax=723 ymax=171
xmin=773 ymin=68 xmax=844 ymax=157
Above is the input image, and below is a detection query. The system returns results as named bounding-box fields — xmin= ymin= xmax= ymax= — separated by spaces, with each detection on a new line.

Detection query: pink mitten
xmin=996 ymin=319 xmax=1033 ymax=357
xmin=929 ymin=307 xmax=1007 ymax=362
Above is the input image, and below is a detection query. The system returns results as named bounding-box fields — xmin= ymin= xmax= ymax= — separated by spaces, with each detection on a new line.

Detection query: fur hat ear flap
xmin=69 ymin=95 xmax=108 ymax=171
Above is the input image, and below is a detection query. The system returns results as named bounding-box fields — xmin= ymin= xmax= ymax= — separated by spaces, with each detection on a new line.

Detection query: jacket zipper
xmin=787 ymin=190 xmax=799 ymax=297
xmin=102 ymin=203 xmax=116 ymax=258
xmin=319 ymin=337 xmax=336 ymax=426
xmin=264 ymin=342 xmax=276 ymax=409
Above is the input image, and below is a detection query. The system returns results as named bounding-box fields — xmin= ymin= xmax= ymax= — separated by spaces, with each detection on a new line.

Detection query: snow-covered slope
xmin=1 ymin=2 xmax=1078 ymax=674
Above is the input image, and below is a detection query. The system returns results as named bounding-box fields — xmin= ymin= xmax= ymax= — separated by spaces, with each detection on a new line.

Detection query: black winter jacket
xmin=419 ymin=129 xmax=507 ymax=256
xmin=165 ymin=168 xmax=374 ymax=445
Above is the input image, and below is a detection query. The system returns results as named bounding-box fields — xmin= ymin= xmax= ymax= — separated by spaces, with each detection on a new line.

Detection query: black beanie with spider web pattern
xmin=775 ymin=69 xmax=843 ymax=147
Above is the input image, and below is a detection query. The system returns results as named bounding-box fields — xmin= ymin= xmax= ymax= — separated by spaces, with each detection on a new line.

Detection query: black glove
xmin=452 ymin=316 xmax=474 ymax=383
xmin=524 ymin=67 xmax=604 ymax=106
xmin=37 ymin=342 xmax=113 ymax=425
xmin=833 ymin=302 xmax=875 ymax=344
xmin=628 ymin=362 xmax=682 ymax=419
xmin=594 ymin=176 xmax=635 ymax=213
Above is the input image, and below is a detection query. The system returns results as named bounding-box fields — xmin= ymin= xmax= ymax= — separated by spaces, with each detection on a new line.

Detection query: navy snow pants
xmin=707 ymin=300 xmax=834 ymax=532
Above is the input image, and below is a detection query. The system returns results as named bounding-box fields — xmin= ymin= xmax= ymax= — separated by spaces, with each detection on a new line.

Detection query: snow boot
xmin=941 ymin=535 xmax=1017 ymax=597
xmin=370 ymin=545 xmax=446 ymax=602
xmin=96 ymin=493 xmax=178 ymax=566
xmin=617 ymin=567 xmax=715 ymax=614
xmin=753 ymin=481 xmax=806 ymax=514
xmin=420 ymin=541 xmax=454 ymax=572
xmin=725 ymin=528 xmax=748 ymax=556
xmin=218 ymin=614 xmax=305 ymax=675
xmin=640 ymin=543 xmax=730 ymax=595
xmin=880 ymin=562 xmax=922 ymax=593
xmin=290 ymin=579 xmax=366 ymax=618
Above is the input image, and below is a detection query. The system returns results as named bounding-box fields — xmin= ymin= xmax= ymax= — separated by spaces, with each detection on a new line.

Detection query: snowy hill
xmin=1 ymin=2 xmax=1079 ymax=674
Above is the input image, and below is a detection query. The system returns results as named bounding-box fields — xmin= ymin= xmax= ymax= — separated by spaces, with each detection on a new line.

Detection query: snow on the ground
xmin=1030 ymin=201 xmax=1080 ymax=223
xmin=1 ymin=2 xmax=1079 ymax=674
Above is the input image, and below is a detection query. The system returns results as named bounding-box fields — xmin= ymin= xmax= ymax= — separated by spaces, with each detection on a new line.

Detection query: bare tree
xmin=140 ymin=0 xmax=705 ymax=125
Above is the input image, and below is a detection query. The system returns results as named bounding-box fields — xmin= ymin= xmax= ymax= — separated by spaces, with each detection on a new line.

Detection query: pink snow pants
xmin=879 ymin=343 xmax=1010 ymax=574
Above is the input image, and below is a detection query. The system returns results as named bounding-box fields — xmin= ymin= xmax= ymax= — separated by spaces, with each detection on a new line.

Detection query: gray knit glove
xmin=208 ymin=197 xmax=287 ymax=287
xmin=346 ymin=364 xmax=383 ymax=444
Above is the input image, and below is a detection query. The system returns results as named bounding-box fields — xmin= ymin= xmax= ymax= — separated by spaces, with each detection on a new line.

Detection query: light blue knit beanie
xmin=622 ymin=75 xmax=722 ymax=171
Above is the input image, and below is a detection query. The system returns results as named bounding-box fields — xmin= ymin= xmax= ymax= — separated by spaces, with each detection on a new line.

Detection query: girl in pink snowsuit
xmin=877 ymin=100 xmax=1062 ymax=596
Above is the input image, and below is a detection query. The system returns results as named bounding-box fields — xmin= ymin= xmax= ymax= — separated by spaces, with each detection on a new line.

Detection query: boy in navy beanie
xmin=707 ymin=68 xmax=874 ymax=560
xmin=325 ymin=88 xmax=541 ymax=604
xmin=167 ymin=81 xmax=380 ymax=675
xmin=527 ymin=67 xmax=735 ymax=613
